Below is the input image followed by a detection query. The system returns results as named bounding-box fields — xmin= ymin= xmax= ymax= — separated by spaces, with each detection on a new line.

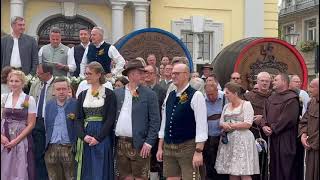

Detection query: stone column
xmin=133 ymin=2 xmax=149 ymax=30
xmin=10 ymin=0 xmax=24 ymax=19
xmin=111 ymin=1 xmax=126 ymax=43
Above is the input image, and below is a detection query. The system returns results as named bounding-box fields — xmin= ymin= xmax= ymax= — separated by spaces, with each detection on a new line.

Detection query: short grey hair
xmin=50 ymin=27 xmax=61 ymax=34
xmin=190 ymin=77 xmax=205 ymax=94
xmin=257 ymin=71 xmax=271 ymax=80
xmin=92 ymin=26 xmax=104 ymax=36
xmin=11 ymin=16 xmax=24 ymax=26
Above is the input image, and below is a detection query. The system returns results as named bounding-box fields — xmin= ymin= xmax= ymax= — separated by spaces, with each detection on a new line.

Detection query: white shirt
xmin=115 ymin=85 xmax=133 ymax=137
xmin=1 ymin=92 xmax=37 ymax=114
xmin=10 ymin=36 xmax=22 ymax=68
xmin=68 ymin=42 xmax=90 ymax=62
xmin=76 ymin=80 xmax=113 ymax=98
xmin=80 ymin=41 xmax=125 ymax=77
xmin=38 ymin=44 xmax=77 ymax=75
xmin=299 ymin=89 xmax=310 ymax=116
xmin=37 ymin=76 xmax=54 ymax=118
xmin=83 ymin=87 xmax=105 ymax=108
xmin=159 ymin=84 xmax=208 ymax=143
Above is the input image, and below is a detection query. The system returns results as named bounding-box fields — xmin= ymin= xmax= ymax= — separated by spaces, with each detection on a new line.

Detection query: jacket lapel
xmin=18 ymin=35 xmax=26 ymax=68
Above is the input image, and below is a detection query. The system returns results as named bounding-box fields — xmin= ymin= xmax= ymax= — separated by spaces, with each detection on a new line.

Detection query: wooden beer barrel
xmin=212 ymin=37 xmax=308 ymax=90
xmin=114 ymin=28 xmax=193 ymax=71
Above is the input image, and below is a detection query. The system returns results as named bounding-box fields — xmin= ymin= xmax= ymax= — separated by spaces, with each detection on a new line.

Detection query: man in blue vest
xmin=80 ymin=26 xmax=125 ymax=78
xmin=44 ymin=77 xmax=77 ymax=180
xmin=69 ymin=28 xmax=91 ymax=77
xmin=157 ymin=63 xmax=208 ymax=180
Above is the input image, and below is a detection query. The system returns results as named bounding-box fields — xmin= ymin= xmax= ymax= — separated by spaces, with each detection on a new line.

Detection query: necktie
xmin=37 ymin=82 xmax=47 ymax=118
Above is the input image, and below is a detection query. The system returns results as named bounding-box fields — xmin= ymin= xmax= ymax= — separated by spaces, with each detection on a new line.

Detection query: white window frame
xmin=171 ymin=16 xmax=223 ymax=71
xmin=302 ymin=16 xmax=319 ymax=42
xmin=282 ymin=21 xmax=296 ymax=44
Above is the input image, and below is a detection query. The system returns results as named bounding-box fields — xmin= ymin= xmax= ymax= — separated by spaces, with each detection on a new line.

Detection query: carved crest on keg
xmin=248 ymin=43 xmax=288 ymax=85
xmin=116 ymin=31 xmax=187 ymax=66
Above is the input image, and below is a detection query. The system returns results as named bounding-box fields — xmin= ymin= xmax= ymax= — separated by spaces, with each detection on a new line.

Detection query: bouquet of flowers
xmin=24 ymin=74 xmax=39 ymax=94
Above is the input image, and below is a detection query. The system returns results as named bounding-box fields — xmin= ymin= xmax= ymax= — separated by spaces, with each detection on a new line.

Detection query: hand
xmin=192 ymin=152 xmax=203 ymax=169
xmin=140 ymin=143 xmax=152 ymax=158
xmin=156 ymin=148 xmax=163 ymax=162
xmin=84 ymin=135 xmax=92 ymax=144
xmin=56 ymin=63 xmax=67 ymax=70
xmin=222 ymin=123 xmax=232 ymax=132
xmin=262 ymin=126 xmax=272 ymax=136
xmin=301 ymin=134 xmax=310 ymax=150
xmin=89 ymin=137 xmax=99 ymax=146
xmin=1 ymin=135 xmax=9 ymax=145
xmin=4 ymin=138 xmax=19 ymax=149
xmin=253 ymin=115 xmax=263 ymax=125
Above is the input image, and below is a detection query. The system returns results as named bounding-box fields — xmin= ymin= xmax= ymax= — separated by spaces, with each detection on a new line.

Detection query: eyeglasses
xmin=172 ymin=72 xmax=188 ymax=76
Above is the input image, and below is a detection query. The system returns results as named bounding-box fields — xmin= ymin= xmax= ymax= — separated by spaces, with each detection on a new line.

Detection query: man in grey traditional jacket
xmin=1 ymin=16 xmax=38 ymax=75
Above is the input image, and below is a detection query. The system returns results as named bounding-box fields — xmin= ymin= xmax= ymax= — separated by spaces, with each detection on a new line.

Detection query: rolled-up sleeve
xmin=67 ymin=47 xmax=76 ymax=72
xmin=190 ymin=91 xmax=208 ymax=142
xmin=108 ymin=45 xmax=125 ymax=76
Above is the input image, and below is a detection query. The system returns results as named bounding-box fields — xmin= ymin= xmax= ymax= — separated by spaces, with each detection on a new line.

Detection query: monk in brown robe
xmin=299 ymin=78 xmax=319 ymax=180
xmin=261 ymin=73 xmax=300 ymax=180
xmin=244 ymin=72 xmax=272 ymax=180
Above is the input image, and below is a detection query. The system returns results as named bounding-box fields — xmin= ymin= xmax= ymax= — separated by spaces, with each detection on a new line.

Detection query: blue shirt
xmin=50 ymin=103 xmax=71 ymax=144
xmin=206 ymin=90 xmax=225 ymax=136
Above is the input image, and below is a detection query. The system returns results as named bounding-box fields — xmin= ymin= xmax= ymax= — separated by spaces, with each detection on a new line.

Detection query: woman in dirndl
xmin=1 ymin=70 xmax=36 ymax=180
xmin=75 ymin=62 xmax=117 ymax=180
xmin=215 ymin=82 xmax=260 ymax=180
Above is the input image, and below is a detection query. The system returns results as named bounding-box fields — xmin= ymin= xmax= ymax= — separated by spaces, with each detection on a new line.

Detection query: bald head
xmin=309 ymin=78 xmax=319 ymax=99
xmin=172 ymin=63 xmax=190 ymax=89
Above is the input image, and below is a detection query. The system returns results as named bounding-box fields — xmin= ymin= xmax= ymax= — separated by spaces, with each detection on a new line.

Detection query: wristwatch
xmin=195 ymin=148 xmax=203 ymax=153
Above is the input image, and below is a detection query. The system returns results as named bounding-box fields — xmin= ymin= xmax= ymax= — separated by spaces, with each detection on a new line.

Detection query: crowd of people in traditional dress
xmin=1 ymin=16 xmax=319 ymax=180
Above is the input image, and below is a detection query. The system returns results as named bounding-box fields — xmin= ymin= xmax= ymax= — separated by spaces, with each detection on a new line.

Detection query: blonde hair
xmin=9 ymin=70 xmax=26 ymax=85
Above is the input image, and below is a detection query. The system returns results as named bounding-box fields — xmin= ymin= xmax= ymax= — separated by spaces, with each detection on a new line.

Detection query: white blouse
xmin=1 ymin=92 xmax=37 ymax=114
xmin=83 ymin=87 xmax=105 ymax=108
xmin=220 ymin=100 xmax=254 ymax=125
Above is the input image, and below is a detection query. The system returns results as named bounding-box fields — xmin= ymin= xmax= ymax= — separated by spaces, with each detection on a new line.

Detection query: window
xmin=181 ymin=32 xmax=194 ymax=58
xmin=283 ymin=23 xmax=296 ymax=44
xmin=305 ymin=18 xmax=317 ymax=41
xmin=181 ymin=31 xmax=212 ymax=62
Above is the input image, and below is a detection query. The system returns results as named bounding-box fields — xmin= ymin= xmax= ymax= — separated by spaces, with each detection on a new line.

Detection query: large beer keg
xmin=114 ymin=28 xmax=193 ymax=71
xmin=213 ymin=37 xmax=308 ymax=90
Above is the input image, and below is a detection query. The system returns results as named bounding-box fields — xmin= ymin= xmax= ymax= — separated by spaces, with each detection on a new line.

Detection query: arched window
xmin=37 ymin=16 xmax=95 ymax=47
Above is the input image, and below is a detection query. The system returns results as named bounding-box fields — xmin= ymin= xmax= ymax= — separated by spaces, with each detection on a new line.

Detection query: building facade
xmin=279 ymin=0 xmax=319 ymax=80
xmin=1 ymin=0 xmax=278 ymax=71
